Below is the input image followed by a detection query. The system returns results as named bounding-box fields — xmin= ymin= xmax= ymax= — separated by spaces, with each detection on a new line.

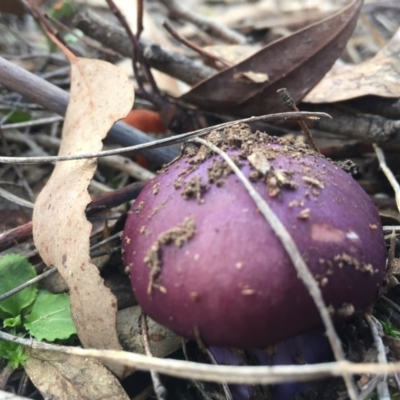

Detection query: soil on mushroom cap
xmin=144 ymin=216 xmax=196 ymax=294
xmin=173 ymin=124 xmax=331 ymax=198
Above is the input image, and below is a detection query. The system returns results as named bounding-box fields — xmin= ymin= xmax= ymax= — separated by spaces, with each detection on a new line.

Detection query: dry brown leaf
xmin=0 ymin=0 xmax=44 ymax=15
xmin=32 ymin=58 xmax=134 ymax=378
xmin=181 ymin=0 xmax=362 ymax=117
xmin=304 ymin=27 xmax=400 ymax=103
xmin=24 ymin=349 xmax=129 ymax=400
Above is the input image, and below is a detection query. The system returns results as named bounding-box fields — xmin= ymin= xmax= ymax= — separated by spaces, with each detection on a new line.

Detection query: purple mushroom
xmin=122 ymin=125 xmax=387 ymax=349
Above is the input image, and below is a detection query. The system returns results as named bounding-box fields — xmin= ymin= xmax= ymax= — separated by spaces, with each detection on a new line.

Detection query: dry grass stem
xmin=0 ymin=111 xmax=330 ymax=164
xmin=364 ymin=313 xmax=390 ymax=399
xmin=4 ymin=330 xmax=400 ymax=385
xmin=0 ymin=187 xmax=34 ymax=209
xmin=141 ymin=314 xmax=167 ymax=400
xmin=374 ymin=144 xmax=400 ymax=213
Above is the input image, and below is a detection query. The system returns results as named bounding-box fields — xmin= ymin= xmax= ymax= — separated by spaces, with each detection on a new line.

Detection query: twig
xmin=382 ymin=296 xmax=400 ymax=314
xmin=0 ymin=124 xmax=35 ymax=202
xmin=0 ymin=268 xmax=56 ymax=303
xmin=30 ymin=133 xmax=155 ymax=181
xmin=73 ymin=7 xmax=216 ymax=86
xmin=0 ymin=231 xmax=122 ymax=303
xmin=105 ymin=0 xmax=159 ymax=97
xmin=364 ymin=314 xmax=390 ymax=400
xmin=181 ymin=339 xmax=213 ymax=400
xmin=374 ymin=144 xmax=400 ymax=213
xmin=136 ymin=0 xmax=144 ymax=40
xmin=0 ymin=111 xmax=330 ymax=164
xmin=382 ymin=226 xmax=400 ymax=231
xmin=358 ymin=375 xmax=385 ymax=400
xmin=163 ymin=21 xmax=232 ymax=68
xmin=20 ymin=0 xmax=74 ymax=58
xmin=1 ymin=116 xmax=64 ymax=130
xmin=0 ymin=365 xmax=13 ymax=390
xmin=277 ymin=88 xmax=319 ymax=152
xmin=4 ymin=331 xmax=400 ymax=385
xmin=0 ymin=188 xmax=34 ymax=209
xmin=205 ymin=349 xmax=233 ymax=400
xmin=0 ymin=56 xmax=178 ymax=165
xmin=46 ymin=15 xmax=120 ymax=57
xmin=304 ymin=104 xmax=400 ymax=144
xmin=159 ymin=0 xmax=247 ymax=44
xmin=0 ymin=181 xmax=145 ymax=252
xmin=192 ymin=137 xmax=358 ymax=400
xmin=141 ymin=314 xmax=167 ymax=400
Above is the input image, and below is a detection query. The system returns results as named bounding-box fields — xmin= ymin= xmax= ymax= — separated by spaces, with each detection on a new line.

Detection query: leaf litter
xmin=0 ymin=2 xmax=400 ymax=394
xmin=32 ymin=55 xmax=134 ymax=383
xmin=24 ymin=349 xmax=129 ymax=400
xmin=181 ymin=0 xmax=362 ymax=116
xmin=305 ymin=26 xmax=400 ymax=103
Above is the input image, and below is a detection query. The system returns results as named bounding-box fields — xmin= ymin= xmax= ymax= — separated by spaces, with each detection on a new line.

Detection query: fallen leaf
xmin=181 ymin=0 xmax=362 ymax=117
xmin=25 ymin=349 xmax=129 ymax=400
xmin=32 ymin=58 xmax=134 ymax=378
xmin=304 ymin=27 xmax=400 ymax=103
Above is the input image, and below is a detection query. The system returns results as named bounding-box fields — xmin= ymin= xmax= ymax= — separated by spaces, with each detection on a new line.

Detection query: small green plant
xmin=0 ymin=254 xmax=77 ymax=369
xmin=380 ymin=317 xmax=400 ymax=338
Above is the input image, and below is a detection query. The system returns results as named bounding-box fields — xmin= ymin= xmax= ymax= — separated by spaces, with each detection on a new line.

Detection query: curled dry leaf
xmin=24 ymin=349 xmax=129 ymax=400
xmin=32 ymin=58 xmax=134 ymax=378
xmin=305 ymin=27 xmax=400 ymax=103
xmin=181 ymin=0 xmax=362 ymax=117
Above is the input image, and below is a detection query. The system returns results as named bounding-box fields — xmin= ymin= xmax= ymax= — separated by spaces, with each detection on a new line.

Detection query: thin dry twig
xmin=105 ymin=0 xmax=159 ymax=97
xmin=277 ymin=88 xmax=319 ymax=152
xmin=30 ymin=133 xmax=155 ymax=181
xmin=205 ymin=349 xmax=233 ymax=400
xmin=159 ymin=0 xmax=247 ymax=44
xmin=0 ymin=56 xmax=177 ymax=164
xmin=364 ymin=314 xmax=390 ymax=400
xmin=181 ymin=339 xmax=213 ymax=400
xmin=192 ymin=137 xmax=358 ymax=400
xmin=374 ymin=144 xmax=400 ymax=213
xmin=47 ymin=15 xmax=120 ymax=57
xmin=163 ymin=21 xmax=232 ymax=68
xmin=0 ymin=232 xmax=122 ymax=303
xmin=0 ymin=187 xmax=34 ymax=209
xmin=141 ymin=314 xmax=167 ymax=400
xmin=0 ymin=111 xmax=330 ymax=164
xmin=73 ymin=7 xmax=216 ymax=86
xmin=3 ymin=331 xmax=400 ymax=385
xmin=0 ymin=116 xmax=64 ymax=130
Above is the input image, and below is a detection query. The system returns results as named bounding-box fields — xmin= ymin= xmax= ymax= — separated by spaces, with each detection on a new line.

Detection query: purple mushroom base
xmin=122 ymin=127 xmax=387 ymax=348
xmin=210 ymin=329 xmax=333 ymax=400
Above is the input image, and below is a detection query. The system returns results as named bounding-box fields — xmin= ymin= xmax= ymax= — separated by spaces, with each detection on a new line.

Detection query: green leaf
xmin=0 ymin=340 xmax=28 ymax=369
xmin=3 ymin=315 xmax=22 ymax=328
xmin=24 ymin=291 xmax=77 ymax=341
xmin=0 ymin=254 xmax=37 ymax=318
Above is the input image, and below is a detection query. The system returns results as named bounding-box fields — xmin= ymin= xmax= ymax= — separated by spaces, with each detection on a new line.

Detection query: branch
xmin=72 ymin=7 xmax=215 ymax=86
xmin=0 ymin=56 xmax=179 ymax=164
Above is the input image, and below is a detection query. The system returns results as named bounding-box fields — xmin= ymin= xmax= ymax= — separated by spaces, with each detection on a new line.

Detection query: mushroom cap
xmin=122 ymin=126 xmax=387 ymax=348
